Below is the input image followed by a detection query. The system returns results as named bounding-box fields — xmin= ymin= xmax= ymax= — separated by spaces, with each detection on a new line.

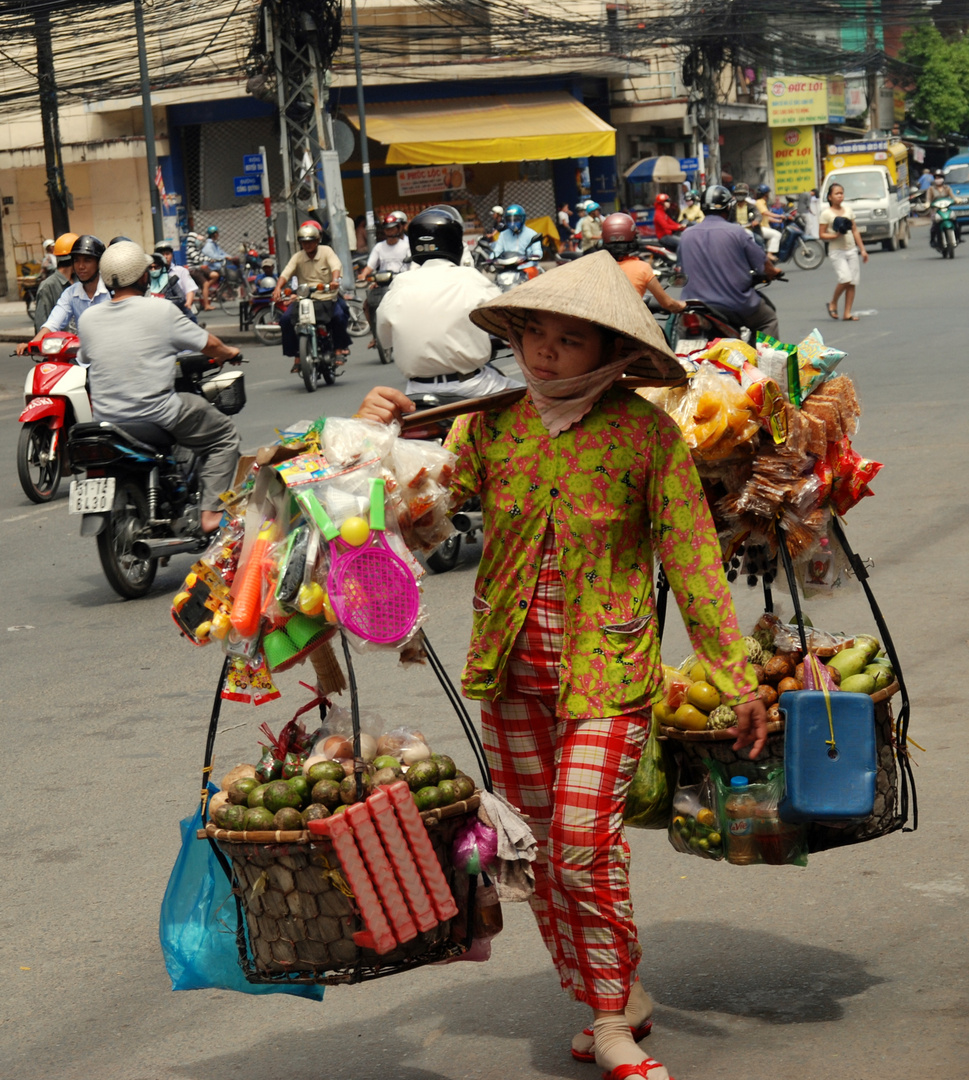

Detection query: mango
xmin=865 ymin=664 xmax=893 ymax=691
xmin=673 ymin=703 xmax=709 ymax=731
xmin=828 ymin=648 xmax=868 ymax=679
xmin=840 ymin=673 xmax=876 ymax=695
xmin=852 ymin=634 xmax=880 ymax=662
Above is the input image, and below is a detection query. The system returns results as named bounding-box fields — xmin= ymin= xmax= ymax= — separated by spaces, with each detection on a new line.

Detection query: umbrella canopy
xmin=624 ymin=154 xmax=686 ymax=183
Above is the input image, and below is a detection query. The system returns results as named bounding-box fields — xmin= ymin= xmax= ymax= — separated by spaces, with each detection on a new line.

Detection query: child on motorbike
xmin=363 ymin=251 xmax=767 ymax=1080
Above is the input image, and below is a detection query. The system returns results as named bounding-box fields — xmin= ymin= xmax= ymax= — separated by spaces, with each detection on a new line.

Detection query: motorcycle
xmin=772 ymin=209 xmax=825 ymax=270
xmin=492 ymin=253 xmax=542 ymax=293
xmin=295 ymin=284 xmax=341 ymax=391
xmin=664 ymin=272 xmax=783 ymax=355
xmin=930 ymin=198 xmax=961 ymax=258
xmin=66 ymin=355 xmax=245 ymax=599
xmin=366 ymin=270 xmax=398 ymax=365
xmin=17 ymin=331 xmax=90 ymax=503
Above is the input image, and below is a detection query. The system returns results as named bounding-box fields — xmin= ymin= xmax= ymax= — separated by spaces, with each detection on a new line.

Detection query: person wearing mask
xmin=17 ymin=235 xmax=109 ymax=353
xmin=678 ymin=185 xmax=782 ymax=337
xmin=679 ymin=191 xmax=704 ymax=225
xmin=80 ymin=241 xmax=241 ymax=535
xmin=925 ymin=170 xmax=965 ymax=249
xmin=198 ymin=225 xmax=233 ymax=311
xmin=732 ymin=183 xmax=761 ymax=240
xmin=376 ymin=206 xmax=523 ymax=399
xmin=600 ymin=212 xmax=686 ymax=313
xmin=272 ymin=220 xmax=352 ymax=369
xmin=494 ymin=204 xmax=546 ymax=263
xmin=32 ymin=233 xmax=77 ymax=332
xmin=652 ymin=194 xmax=684 ymax=252
xmin=578 ymin=201 xmax=603 ymax=252
xmin=819 ymin=182 xmax=868 ymax=321
xmin=152 ymin=239 xmax=197 ymax=310
xmin=754 ymin=184 xmax=783 ymax=258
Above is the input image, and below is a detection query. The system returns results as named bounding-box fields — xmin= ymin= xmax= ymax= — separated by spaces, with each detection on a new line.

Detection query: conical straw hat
xmin=470 ymin=250 xmax=685 ymax=385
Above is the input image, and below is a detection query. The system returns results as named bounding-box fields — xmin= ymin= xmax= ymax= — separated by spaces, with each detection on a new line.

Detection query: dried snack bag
xmin=827 ymin=438 xmax=883 ymax=516
xmin=794 ymin=329 xmax=846 ymax=403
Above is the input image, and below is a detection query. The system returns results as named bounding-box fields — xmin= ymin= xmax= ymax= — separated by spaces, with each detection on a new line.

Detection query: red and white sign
xmin=396 ymin=165 xmax=466 ymax=197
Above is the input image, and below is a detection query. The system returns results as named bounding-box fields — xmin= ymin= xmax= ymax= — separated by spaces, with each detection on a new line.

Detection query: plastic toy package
xmin=168 ymin=414 xmax=458 ymax=702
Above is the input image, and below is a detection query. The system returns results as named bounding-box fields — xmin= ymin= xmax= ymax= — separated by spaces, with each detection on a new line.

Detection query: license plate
xmin=69 ymin=477 xmax=116 ymax=514
xmin=856 ymin=225 xmax=867 ymax=232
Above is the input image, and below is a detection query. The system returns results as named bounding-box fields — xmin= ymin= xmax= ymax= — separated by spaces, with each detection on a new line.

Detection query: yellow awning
xmin=343 ymin=92 xmax=615 ymax=165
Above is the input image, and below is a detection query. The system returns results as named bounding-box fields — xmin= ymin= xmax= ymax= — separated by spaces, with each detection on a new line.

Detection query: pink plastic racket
xmin=296 ymin=478 xmax=419 ymax=645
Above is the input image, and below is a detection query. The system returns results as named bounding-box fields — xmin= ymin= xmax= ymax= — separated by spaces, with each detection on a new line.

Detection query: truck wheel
xmin=898 ymin=220 xmax=909 ymax=249
xmin=882 ymin=226 xmax=899 ymax=252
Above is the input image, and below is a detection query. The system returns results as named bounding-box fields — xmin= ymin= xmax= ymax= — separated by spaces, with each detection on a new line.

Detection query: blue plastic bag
xmin=159 ymin=785 xmax=325 ymax=999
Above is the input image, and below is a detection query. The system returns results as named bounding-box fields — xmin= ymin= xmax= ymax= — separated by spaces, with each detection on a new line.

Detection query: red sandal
xmin=601 ymin=1059 xmax=671 ymax=1080
xmin=571 ymin=1018 xmax=652 ymax=1063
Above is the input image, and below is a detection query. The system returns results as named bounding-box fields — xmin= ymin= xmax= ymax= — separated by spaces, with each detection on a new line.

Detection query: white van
xmin=820 ymin=142 xmax=911 ymax=251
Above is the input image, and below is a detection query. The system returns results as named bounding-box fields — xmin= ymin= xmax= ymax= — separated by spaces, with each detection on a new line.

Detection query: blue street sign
xmin=234 ymin=175 xmax=262 ymax=196
xmin=679 ymin=157 xmax=699 ymax=171
xmin=243 ymin=154 xmax=264 ymax=174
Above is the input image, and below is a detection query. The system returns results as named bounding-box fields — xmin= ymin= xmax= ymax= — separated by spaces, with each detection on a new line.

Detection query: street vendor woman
xmin=361 ymin=250 xmax=767 ymax=1080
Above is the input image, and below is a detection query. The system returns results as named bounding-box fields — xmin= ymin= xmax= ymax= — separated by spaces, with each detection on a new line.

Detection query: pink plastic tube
xmin=346 ymin=802 xmax=418 ymax=944
xmin=386 ymin=781 xmax=458 ymax=921
xmin=322 ymin=813 xmax=396 ymax=955
xmin=368 ymin=788 xmax=439 ymax=933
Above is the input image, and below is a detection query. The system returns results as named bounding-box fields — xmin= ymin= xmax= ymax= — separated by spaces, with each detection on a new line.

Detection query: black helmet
xmin=108 ymin=235 xmax=132 ymax=246
xmin=407 ymin=207 xmax=464 ymax=266
xmin=72 ymin=234 xmax=106 ymax=260
xmin=702 ymin=185 xmax=735 ymax=213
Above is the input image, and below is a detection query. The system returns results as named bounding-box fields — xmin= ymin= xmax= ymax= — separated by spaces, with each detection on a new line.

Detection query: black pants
xmin=279 ymin=297 xmax=351 ymax=356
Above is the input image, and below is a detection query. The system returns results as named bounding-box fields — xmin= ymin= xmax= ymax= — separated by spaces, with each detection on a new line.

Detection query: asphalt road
xmin=1 ymin=231 xmax=966 ymax=1080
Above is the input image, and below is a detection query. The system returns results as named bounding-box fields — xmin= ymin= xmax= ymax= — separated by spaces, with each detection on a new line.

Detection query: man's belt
xmin=410 ymin=368 xmax=483 ymax=385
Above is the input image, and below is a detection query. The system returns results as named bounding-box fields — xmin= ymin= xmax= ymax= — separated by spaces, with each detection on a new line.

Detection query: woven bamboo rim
xmin=197 ymin=791 xmax=481 ymax=843
xmin=658 ymin=681 xmax=899 ymax=743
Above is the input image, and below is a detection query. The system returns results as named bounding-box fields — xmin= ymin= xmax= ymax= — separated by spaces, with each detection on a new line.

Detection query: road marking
xmin=2 ymin=502 xmax=62 ymax=524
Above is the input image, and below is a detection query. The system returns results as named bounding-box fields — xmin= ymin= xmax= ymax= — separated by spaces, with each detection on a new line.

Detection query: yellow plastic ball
xmin=339 ymin=515 xmax=370 ymax=547
xmin=322 ymin=594 xmax=336 ymax=623
xmin=297 ymin=581 xmax=325 ymax=616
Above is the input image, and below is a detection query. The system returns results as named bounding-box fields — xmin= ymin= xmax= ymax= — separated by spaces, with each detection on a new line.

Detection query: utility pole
xmin=34 ymin=7 xmax=71 ymax=236
xmin=349 ymin=0 xmax=375 ymax=248
xmin=134 ymin=0 xmax=164 ymax=242
xmin=704 ymin=48 xmax=721 ymax=185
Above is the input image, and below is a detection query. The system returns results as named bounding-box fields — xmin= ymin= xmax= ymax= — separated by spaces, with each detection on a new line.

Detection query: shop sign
xmin=827 ymin=78 xmax=846 ymax=124
xmin=396 ymin=165 xmax=466 ymax=196
xmin=767 ymin=76 xmax=828 ymax=127
xmin=771 ymin=126 xmax=817 ymax=193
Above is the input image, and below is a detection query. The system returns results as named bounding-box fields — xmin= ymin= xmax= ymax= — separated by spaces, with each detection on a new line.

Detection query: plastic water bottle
xmin=724 ymin=776 xmax=757 ymax=865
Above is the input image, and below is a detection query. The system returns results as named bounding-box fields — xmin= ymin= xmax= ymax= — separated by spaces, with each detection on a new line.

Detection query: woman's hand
xmin=356 ymin=386 xmax=414 ymax=425
xmin=731 ymin=697 xmax=769 ymax=759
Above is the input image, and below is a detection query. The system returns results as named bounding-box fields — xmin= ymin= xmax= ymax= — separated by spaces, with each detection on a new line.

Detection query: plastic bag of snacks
xmin=707 ymin=761 xmax=808 ymax=867
xmin=667 ymin=762 xmax=724 ymax=861
xmin=664 ymin=362 xmax=760 ymax=461
xmin=623 ymin=719 xmax=675 ymax=830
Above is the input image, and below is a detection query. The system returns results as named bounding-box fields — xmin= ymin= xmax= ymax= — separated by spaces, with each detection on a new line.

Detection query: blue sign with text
xmin=679 ymin=157 xmax=699 ymax=171
xmin=233 ymin=175 xmax=262 ymax=196
xmin=243 ymin=154 xmax=264 ymax=174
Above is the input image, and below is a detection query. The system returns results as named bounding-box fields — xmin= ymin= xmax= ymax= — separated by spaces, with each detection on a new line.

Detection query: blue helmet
xmin=206 ymin=224 xmax=219 ymax=236
xmin=585 ymin=201 xmax=600 ymax=213
xmin=505 ymin=204 xmax=526 ymax=235
xmin=755 ymin=184 xmax=770 ymax=197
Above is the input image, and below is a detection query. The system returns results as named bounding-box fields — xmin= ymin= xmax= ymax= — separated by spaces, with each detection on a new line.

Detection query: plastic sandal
xmin=826 ymin=302 xmax=839 ymax=320
xmin=601 ymin=1058 xmax=671 ymax=1080
xmin=571 ymin=1019 xmax=652 ymax=1063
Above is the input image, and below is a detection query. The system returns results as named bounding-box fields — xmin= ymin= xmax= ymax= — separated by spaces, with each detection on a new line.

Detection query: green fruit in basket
xmin=216 ymin=803 xmax=246 ymax=830
xmin=274 ymin=807 xmax=303 ymax=831
xmin=413 ymin=785 xmax=442 ymax=811
xmin=373 ymin=755 xmax=401 ymax=772
xmin=452 ymin=775 xmax=475 ymax=801
xmin=302 ymin=803 xmax=330 ymax=825
xmin=331 ymin=803 xmax=348 ymax=815
xmin=229 ymin=777 xmax=259 ymax=805
xmin=436 ymin=779 xmax=459 ymax=806
xmin=865 ymin=664 xmax=893 ymax=691
xmin=853 ymin=634 xmax=881 ymax=662
xmin=287 ymin=775 xmax=310 ymax=803
xmin=407 ymin=759 xmax=440 ymax=791
xmin=431 ymin=754 xmax=457 ymax=781
xmin=247 ymin=783 xmax=269 ymax=809
xmin=244 ymin=807 xmax=275 ymax=831
xmin=263 ymin=779 xmax=303 ymax=815
xmin=707 ymin=704 xmax=737 ymax=731
xmin=311 ymin=779 xmax=342 ymax=809
xmin=828 ymin=648 xmax=868 ymax=679
xmin=372 ymin=766 xmax=404 ymax=788
xmin=340 ymin=773 xmax=373 ymax=805
xmin=840 ymin=672 xmax=876 ymax=695
xmin=742 ymin=636 xmax=763 ymax=664
xmin=307 ymin=760 xmax=345 ymax=785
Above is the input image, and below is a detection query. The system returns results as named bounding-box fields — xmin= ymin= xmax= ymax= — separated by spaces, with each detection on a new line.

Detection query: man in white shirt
xmin=357 ymin=213 xmax=411 ymax=280
xmin=153 ymin=239 xmax=196 ymax=308
xmin=377 ymin=207 xmax=523 ymax=399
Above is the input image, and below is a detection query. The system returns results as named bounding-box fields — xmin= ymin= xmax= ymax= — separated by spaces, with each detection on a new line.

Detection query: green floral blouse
xmin=444 ymin=387 xmax=758 ymax=719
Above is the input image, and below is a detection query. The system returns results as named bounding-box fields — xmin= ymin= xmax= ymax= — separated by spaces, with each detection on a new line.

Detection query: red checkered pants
xmin=480 ymin=533 xmax=649 ymax=1010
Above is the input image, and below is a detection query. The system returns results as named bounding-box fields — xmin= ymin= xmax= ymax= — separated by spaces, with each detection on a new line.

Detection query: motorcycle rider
xmin=198 ymin=225 xmax=233 ymax=311
xmin=79 ymin=241 xmax=241 ymax=535
xmin=494 ymin=203 xmax=545 ymax=263
xmin=600 ymin=213 xmax=686 ymax=314
xmin=577 ymin=200 xmax=603 ymax=252
xmin=490 ymin=205 xmax=505 ymax=236
xmin=40 ymin=239 xmax=57 ymax=277
xmin=153 ymin=239 xmax=197 ymax=310
xmin=376 ymin=206 xmax=524 ymax=398
xmin=32 ymin=232 xmax=77 ymax=332
xmin=679 ymin=191 xmax=704 ymax=224
xmin=754 ymin=184 xmax=783 ymax=259
xmin=17 ymin=235 xmax=109 ymax=353
xmin=652 ymin=193 xmax=684 ymax=251
xmin=926 ymin=170 xmax=966 ymax=249
xmin=356 ymin=212 xmax=411 ymax=282
xmin=272 ymin=220 xmax=352 ymax=371
xmin=678 ymin=185 xmax=782 ymax=338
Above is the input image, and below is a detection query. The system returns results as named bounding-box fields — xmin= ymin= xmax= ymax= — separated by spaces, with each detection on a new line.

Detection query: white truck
xmin=820 ymin=140 xmax=911 ymax=252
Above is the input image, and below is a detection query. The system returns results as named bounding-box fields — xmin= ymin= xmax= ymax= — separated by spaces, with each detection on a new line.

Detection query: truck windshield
xmin=834 ymin=174 xmax=887 ymax=201
xmin=945 ymin=165 xmax=969 ymax=184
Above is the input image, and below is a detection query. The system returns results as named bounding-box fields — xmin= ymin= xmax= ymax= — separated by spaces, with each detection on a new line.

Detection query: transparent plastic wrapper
xmin=667 ymin=762 xmax=724 ymax=860
xmin=666 ymin=362 xmax=760 ymax=461
xmin=321 ymin=415 xmax=398 ymax=470
xmin=754 ymin=612 xmax=852 ymax=658
xmin=452 ymin=818 xmax=500 ymax=875
xmin=623 ymin=719 xmax=674 ymax=830
xmin=391 ymin=437 xmax=456 ymax=490
xmin=801 ymin=651 xmax=839 ymax=694
xmin=708 ymin=761 xmax=808 ymax=867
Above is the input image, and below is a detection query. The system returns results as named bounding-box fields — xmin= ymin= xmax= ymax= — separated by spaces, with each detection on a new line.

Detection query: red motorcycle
xmin=17 ymin=331 xmax=89 ymax=502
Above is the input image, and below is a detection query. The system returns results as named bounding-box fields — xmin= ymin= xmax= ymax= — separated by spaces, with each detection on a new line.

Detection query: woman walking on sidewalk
xmin=368 ymin=252 xmax=767 ymax=1080
xmin=820 ymin=183 xmax=869 ymax=321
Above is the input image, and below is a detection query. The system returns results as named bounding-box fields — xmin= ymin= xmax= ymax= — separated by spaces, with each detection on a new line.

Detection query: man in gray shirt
xmin=33 ymin=235 xmax=74 ymax=332
xmin=678 ymin=185 xmax=782 ymax=338
xmin=79 ymin=241 xmax=242 ymax=534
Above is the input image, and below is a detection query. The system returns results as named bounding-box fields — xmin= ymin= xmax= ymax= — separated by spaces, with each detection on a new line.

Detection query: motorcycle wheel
xmin=945 ymin=229 xmax=957 ymax=257
xmin=346 ymin=299 xmax=369 ymax=338
xmin=300 ymin=336 xmax=319 ymax=392
xmin=216 ymin=281 xmax=241 ymax=317
xmin=375 ymin=336 xmax=392 ymax=364
xmin=426 ymin=533 xmax=461 ymax=573
xmin=17 ymin=420 xmax=63 ymax=503
xmin=251 ymin=305 xmax=282 ymax=346
xmin=96 ymin=481 xmax=157 ymax=599
xmin=320 ymin=349 xmax=337 ymax=387
xmin=793 ymin=238 xmax=825 ymax=270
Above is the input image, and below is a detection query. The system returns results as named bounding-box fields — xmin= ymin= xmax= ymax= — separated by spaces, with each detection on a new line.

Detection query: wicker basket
xmin=201 ymin=794 xmax=480 ymax=985
xmin=658 ymin=683 xmax=904 ymax=853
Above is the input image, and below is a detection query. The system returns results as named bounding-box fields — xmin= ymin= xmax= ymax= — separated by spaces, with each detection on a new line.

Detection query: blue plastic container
xmin=778 ymin=690 xmax=876 ymax=823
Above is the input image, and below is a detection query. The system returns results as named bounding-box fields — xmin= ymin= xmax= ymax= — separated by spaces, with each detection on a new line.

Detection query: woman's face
xmin=521 ymin=312 xmax=611 ymax=380
xmin=828 ymin=186 xmax=844 ymax=208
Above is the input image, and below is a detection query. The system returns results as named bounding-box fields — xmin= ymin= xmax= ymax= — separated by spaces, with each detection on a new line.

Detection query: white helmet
xmin=491 ymin=205 xmax=503 ymax=215
xmin=297 ymin=220 xmax=323 ymax=241
xmin=43 ymin=239 xmax=55 ymax=250
xmin=99 ymin=240 xmax=153 ymax=290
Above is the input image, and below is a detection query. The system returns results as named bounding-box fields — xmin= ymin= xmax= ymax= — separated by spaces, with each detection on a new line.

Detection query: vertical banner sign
xmin=771 ymin=126 xmax=817 ymax=193
xmin=827 ymin=78 xmax=846 ymax=124
xmin=767 ymin=76 xmax=829 ymax=127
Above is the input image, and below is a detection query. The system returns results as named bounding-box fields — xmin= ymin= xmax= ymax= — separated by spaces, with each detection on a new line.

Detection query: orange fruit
xmin=673 ymin=703 xmax=708 ymax=731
